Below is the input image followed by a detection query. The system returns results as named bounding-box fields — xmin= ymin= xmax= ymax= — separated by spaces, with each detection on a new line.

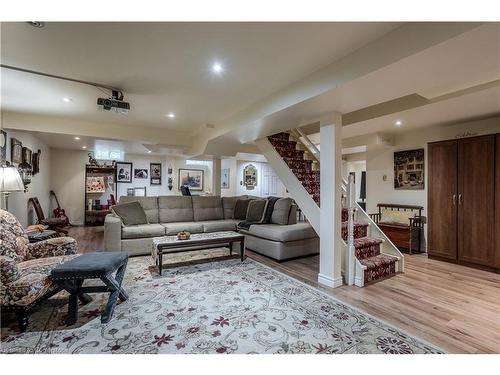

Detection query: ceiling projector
xmin=97 ymin=90 xmax=130 ymax=114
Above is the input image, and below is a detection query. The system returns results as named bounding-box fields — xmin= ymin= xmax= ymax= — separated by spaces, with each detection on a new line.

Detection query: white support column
xmin=318 ymin=113 xmax=343 ymax=288
xmin=212 ymin=157 xmax=222 ymax=196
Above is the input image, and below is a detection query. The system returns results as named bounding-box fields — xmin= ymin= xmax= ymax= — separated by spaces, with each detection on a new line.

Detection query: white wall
xmin=236 ymin=160 xmax=287 ymax=197
xmin=2 ymin=130 xmax=51 ymax=227
xmin=365 ymin=117 xmax=500 ymax=247
xmin=116 ymin=154 xmax=173 ymax=198
xmin=221 ymin=157 xmax=237 ymax=197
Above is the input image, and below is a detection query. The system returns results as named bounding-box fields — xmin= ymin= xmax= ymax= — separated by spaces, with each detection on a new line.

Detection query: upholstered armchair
xmin=0 ymin=209 xmax=78 ymax=332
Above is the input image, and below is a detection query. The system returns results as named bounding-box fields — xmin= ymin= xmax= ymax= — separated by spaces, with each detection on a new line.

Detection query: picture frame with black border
xmin=116 ymin=162 xmax=133 ymax=183
xmin=150 ymin=162 xmax=162 ymax=185
xmin=178 ymin=168 xmax=204 ymax=191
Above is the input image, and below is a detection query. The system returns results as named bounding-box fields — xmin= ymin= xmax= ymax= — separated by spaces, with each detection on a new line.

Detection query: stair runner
xmin=268 ymin=132 xmax=398 ymax=284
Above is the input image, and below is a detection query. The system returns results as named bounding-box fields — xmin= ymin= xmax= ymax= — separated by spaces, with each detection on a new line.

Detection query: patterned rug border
xmin=242 ymin=257 xmax=446 ymax=354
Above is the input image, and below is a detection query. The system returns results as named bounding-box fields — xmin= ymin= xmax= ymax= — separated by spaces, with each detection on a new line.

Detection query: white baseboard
xmin=317 ymin=273 xmax=343 ymax=288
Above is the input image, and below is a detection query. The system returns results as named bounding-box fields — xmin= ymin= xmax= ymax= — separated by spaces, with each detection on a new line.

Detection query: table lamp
xmin=0 ymin=164 xmax=25 ymax=211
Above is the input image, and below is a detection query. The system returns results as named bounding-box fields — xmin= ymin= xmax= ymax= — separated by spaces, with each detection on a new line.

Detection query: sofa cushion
xmin=222 ymin=196 xmax=240 ymax=219
xmin=233 ymin=199 xmax=251 ymax=220
xmin=162 ymin=222 xmax=204 ymax=236
xmin=122 ymin=224 xmax=165 ymax=239
xmin=0 ymin=209 xmax=29 ymax=263
xmin=118 ymin=196 xmax=159 ymax=224
xmin=158 ymin=196 xmax=194 ymax=223
xmin=245 ymin=199 xmax=267 ymax=223
xmin=0 ymin=255 xmax=77 ymax=306
xmin=380 ymin=209 xmax=414 ymax=225
xmin=112 ymin=201 xmax=149 ymax=226
xmin=192 ymin=196 xmax=224 ymax=221
xmin=246 ymin=222 xmax=317 ymax=242
xmin=271 ymin=198 xmax=293 ymax=225
xmin=199 ymin=220 xmax=238 ymax=233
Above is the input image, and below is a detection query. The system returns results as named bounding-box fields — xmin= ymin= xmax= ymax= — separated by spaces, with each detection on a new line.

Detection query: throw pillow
xmin=233 ymin=199 xmax=251 ymax=220
xmin=271 ymin=197 xmax=293 ymax=225
xmin=112 ymin=201 xmax=149 ymax=226
xmin=245 ymin=199 xmax=268 ymax=223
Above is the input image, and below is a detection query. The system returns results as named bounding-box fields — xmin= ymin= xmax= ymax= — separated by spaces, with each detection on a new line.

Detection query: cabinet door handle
xmin=452 ymin=194 xmax=456 ymax=205
xmin=458 ymin=194 xmax=462 ymax=205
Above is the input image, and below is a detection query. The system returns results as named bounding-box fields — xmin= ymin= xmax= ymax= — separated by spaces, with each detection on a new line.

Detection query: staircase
xmin=263 ymin=131 xmax=403 ymax=286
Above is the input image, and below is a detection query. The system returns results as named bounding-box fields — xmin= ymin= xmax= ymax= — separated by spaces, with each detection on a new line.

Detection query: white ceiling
xmin=2 ymin=22 xmax=499 ymax=158
xmin=0 ymin=22 xmax=400 ymax=132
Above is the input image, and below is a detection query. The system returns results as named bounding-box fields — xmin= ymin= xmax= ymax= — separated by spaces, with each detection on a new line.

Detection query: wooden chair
xmin=369 ymin=203 xmax=425 ymax=254
xmin=28 ymin=197 xmax=69 ymax=235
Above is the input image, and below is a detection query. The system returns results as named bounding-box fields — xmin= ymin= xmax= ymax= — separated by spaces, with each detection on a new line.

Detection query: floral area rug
xmin=1 ymin=249 xmax=443 ymax=354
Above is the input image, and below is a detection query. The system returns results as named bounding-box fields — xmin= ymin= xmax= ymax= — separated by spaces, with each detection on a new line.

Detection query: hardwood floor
xmin=68 ymin=225 xmax=500 ymax=354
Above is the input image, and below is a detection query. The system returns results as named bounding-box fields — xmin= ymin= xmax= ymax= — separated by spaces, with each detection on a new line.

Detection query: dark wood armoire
xmin=428 ymin=133 xmax=500 ymax=272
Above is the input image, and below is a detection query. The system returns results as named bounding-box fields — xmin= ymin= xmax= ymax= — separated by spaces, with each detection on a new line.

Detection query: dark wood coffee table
xmin=152 ymin=231 xmax=245 ymax=275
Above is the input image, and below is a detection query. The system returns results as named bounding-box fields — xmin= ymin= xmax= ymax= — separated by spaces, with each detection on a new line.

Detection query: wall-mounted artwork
xmin=116 ymin=162 xmax=132 ymax=183
xmin=394 ymin=148 xmax=424 ymax=190
xmin=243 ymin=164 xmax=257 ymax=190
xmin=134 ymin=168 xmax=148 ymax=179
xmin=221 ymin=168 xmax=230 ymax=189
xmin=86 ymin=176 xmax=106 ymax=193
xmin=22 ymin=147 xmax=32 ymax=166
xmin=11 ymin=138 xmax=22 ymax=164
xmin=178 ymin=169 xmax=203 ymax=191
xmin=150 ymin=163 xmax=161 ymax=185
xmin=0 ymin=130 xmax=6 ymax=162
xmin=32 ymin=149 xmax=41 ymax=175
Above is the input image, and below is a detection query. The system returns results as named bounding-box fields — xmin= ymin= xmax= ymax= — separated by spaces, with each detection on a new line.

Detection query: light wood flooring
xmin=68 ymin=225 xmax=500 ymax=354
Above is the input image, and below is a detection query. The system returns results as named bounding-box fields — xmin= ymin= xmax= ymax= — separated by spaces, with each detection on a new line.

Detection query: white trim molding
xmin=318 ymin=273 xmax=344 ymax=289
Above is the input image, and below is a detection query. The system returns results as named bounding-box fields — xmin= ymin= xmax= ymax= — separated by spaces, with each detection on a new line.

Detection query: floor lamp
xmin=0 ymin=164 xmax=25 ymax=211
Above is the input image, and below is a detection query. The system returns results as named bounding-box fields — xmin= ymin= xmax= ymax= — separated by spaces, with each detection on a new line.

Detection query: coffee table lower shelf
xmin=152 ymin=232 xmax=245 ymax=275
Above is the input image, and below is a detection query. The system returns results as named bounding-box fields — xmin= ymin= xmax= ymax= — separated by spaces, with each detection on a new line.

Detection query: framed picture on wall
xmin=150 ymin=163 xmax=162 ymax=185
xmin=32 ymin=149 xmax=41 ymax=175
xmin=22 ymin=147 xmax=33 ymax=166
xmin=116 ymin=162 xmax=133 ymax=183
xmin=134 ymin=168 xmax=148 ymax=179
xmin=178 ymin=168 xmax=204 ymax=191
xmin=11 ymin=138 xmax=22 ymax=164
xmin=221 ymin=168 xmax=230 ymax=189
xmin=394 ymin=148 xmax=424 ymax=190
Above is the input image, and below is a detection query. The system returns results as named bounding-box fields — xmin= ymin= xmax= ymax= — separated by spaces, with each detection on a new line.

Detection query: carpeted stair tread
xmin=353 ymin=236 xmax=382 ymax=248
xmin=359 ymin=253 xmax=398 ymax=269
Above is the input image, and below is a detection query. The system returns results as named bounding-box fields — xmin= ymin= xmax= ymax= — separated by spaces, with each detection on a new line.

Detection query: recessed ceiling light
xmin=63 ymin=97 xmax=72 ymax=103
xmin=147 ymin=150 xmax=152 ymax=154
xmin=82 ymin=146 xmax=87 ymax=149
xmin=74 ymin=136 xmax=80 ymax=140
xmin=212 ymin=62 xmax=223 ymax=74
xmin=166 ymin=112 xmax=175 ymax=118
xmin=395 ymin=120 xmax=402 ymax=126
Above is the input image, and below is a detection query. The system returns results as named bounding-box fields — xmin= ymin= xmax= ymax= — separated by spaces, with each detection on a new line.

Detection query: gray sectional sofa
xmin=104 ymin=195 xmax=319 ymax=261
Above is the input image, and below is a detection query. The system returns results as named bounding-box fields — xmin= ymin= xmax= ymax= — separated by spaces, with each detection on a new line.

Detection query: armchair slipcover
xmin=0 ymin=209 xmax=78 ymax=331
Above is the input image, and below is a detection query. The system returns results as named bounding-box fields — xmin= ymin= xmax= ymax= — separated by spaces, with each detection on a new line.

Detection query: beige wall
xmin=50 ymin=148 xmax=88 ymax=225
xmin=365 ymin=116 xmax=500 ymax=248
xmin=2 ymin=130 xmax=52 ymax=227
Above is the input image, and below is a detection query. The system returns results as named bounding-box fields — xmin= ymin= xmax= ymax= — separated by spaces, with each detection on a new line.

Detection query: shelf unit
xmin=84 ymin=165 xmax=117 ymax=226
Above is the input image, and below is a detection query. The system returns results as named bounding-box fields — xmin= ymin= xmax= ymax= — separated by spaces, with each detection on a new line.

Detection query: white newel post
xmin=347 ymin=174 xmax=356 ymax=286
xmin=318 ymin=113 xmax=343 ymax=288
xmin=212 ymin=157 xmax=221 ymax=196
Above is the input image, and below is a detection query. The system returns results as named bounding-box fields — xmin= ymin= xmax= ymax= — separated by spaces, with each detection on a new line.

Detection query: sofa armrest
xmin=104 ymin=214 xmax=122 ymax=252
xmin=27 ymin=237 xmax=78 ymax=260
xmin=0 ymin=255 xmax=20 ymax=285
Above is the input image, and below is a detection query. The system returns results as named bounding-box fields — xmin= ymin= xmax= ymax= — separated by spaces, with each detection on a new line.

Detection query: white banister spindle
xmin=347 ymin=174 xmax=356 ymax=285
